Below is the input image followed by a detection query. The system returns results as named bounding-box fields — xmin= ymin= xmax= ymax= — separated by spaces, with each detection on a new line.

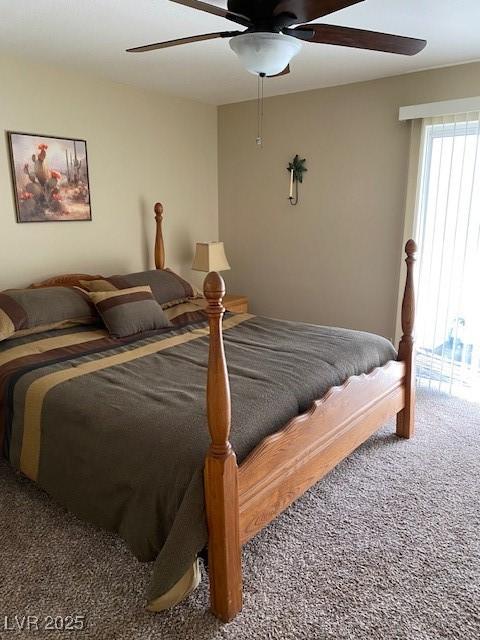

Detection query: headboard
xmin=30 ymin=202 xmax=166 ymax=288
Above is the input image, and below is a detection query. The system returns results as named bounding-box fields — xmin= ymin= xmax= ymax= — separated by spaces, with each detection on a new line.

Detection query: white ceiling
xmin=1 ymin=0 xmax=480 ymax=105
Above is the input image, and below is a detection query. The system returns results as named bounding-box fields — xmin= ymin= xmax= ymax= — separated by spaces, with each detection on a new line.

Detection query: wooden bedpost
xmin=396 ymin=239 xmax=417 ymax=439
xmin=154 ymin=202 xmax=165 ymax=269
xmin=203 ymin=271 xmax=242 ymax=622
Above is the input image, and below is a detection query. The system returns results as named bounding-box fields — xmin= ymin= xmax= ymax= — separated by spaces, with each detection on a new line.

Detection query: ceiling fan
xmin=127 ymin=0 xmax=427 ymax=77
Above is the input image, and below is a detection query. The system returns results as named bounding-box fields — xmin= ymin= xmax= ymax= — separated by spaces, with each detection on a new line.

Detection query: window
xmin=414 ymin=114 xmax=480 ymax=398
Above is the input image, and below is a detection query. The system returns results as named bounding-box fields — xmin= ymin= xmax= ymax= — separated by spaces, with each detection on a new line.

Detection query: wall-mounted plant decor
xmin=287 ymin=155 xmax=307 ymax=206
xmin=7 ymin=131 xmax=92 ymax=223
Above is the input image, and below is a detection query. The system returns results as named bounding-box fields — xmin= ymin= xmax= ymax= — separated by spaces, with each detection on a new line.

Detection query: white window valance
xmin=399 ymin=96 xmax=480 ymax=121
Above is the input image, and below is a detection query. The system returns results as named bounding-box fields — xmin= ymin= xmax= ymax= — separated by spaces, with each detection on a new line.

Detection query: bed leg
xmin=203 ymin=272 xmax=243 ymax=622
xmin=396 ymin=343 xmax=415 ymax=438
xmin=396 ymin=240 xmax=417 ymax=439
xmin=205 ymin=452 xmax=242 ymax=622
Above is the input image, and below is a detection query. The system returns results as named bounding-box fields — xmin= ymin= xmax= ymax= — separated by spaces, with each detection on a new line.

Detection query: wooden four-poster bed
xmin=22 ymin=202 xmax=417 ymax=621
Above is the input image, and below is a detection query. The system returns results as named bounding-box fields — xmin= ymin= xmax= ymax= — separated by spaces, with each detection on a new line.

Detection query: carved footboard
xmin=202 ymin=241 xmax=417 ymax=622
xmin=237 ymin=360 xmax=405 ymax=544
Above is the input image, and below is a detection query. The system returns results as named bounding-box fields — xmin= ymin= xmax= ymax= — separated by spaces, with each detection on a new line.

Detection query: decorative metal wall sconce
xmin=287 ymin=155 xmax=307 ymax=206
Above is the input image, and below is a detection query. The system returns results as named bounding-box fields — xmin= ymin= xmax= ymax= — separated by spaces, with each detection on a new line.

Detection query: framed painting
xmin=7 ymin=132 xmax=92 ymax=223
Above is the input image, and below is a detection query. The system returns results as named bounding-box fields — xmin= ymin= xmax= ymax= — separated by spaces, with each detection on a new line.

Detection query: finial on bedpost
xmin=203 ymin=271 xmax=243 ymax=621
xmin=400 ymin=239 xmax=417 ymax=344
xmin=204 ymin=271 xmax=231 ymax=453
xmin=396 ymin=239 xmax=417 ymax=439
xmin=154 ymin=202 xmax=165 ymax=270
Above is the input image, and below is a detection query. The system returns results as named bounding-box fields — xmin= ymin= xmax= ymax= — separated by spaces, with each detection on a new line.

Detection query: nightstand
xmin=223 ymin=295 xmax=248 ymax=313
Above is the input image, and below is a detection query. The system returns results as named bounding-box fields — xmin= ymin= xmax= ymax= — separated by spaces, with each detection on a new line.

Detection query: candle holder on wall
xmin=287 ymin=155 xmax=307 ymax=206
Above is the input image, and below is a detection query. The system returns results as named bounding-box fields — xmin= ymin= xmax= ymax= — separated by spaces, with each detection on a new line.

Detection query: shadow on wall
xmin=178 ymin=227 xmax=195 ymax=267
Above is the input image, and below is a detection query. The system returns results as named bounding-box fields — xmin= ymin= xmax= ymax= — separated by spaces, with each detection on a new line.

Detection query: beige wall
xmin=0 ymin=55 xmax=218 ymax=291
xmin=4 ymin=53 xmax=479 ymax=338
xmin=218 ymin=62 xmax=480 ymax=339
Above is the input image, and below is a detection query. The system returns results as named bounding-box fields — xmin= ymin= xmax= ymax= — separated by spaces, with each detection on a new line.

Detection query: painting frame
xmin=7 ymin=131 xmax=93 ymax=223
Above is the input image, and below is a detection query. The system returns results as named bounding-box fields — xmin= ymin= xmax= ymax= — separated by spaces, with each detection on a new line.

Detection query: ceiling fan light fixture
xmin=229 ymin=32 xmax=302 ymax=76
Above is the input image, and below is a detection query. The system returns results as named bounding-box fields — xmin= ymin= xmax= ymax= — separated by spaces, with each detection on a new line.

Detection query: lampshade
xmin=192 ymin=242 xmax=231 ymax=272
xmin=229 ymin=32 xmax=302 ymax=76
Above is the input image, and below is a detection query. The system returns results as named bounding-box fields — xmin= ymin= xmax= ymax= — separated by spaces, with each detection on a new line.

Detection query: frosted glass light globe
xmin=229 ymin=32 xmax=302 ymax=76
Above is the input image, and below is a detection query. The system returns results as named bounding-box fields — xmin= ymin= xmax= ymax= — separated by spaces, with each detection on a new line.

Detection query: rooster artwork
xmin=8 ymin=132 xmax=92 ymax=223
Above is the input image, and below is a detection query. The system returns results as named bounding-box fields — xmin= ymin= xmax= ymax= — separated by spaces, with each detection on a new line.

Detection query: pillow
xmin=88 ymin=286 xmax=171 ymax=338
xmin=164 ymin=299 xmax=207 ymax=328
xmin=80 ymin=269 xmax=200 ymax=308
xmin=0 ymin=287 xmax=98 ymax=342
xmin=79 ymin=279 xmax=117 ymax=292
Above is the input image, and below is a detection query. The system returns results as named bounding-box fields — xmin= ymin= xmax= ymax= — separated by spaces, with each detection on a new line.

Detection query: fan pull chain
xmin=256 ymin=73 xmax=265 ymax=147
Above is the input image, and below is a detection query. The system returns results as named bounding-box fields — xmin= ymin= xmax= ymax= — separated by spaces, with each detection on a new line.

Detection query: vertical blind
xmin=415 ymin=112 xmax=480 ymax=398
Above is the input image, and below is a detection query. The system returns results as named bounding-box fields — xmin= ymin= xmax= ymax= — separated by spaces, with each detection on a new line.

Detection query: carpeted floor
xmin=1 ymin=388 xmax=479 ymax=639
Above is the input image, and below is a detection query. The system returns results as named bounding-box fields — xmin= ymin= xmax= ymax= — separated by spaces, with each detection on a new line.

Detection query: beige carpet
xmin=1 ymin=388 xmax=479 ymax=639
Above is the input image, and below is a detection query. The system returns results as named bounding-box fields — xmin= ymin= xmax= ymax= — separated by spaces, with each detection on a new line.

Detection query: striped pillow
xmin=164 ymin=300 xmax=207 ymax=328
xmin=88 ymin=286 xmax=171 ymax=338
xmin=80 ymin=269 xmax=201 ymax=308
xmin=0 ymin=287 xmax=98 ymax=342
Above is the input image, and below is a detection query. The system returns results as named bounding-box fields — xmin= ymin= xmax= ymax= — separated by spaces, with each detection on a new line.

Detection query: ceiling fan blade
xmin=273 ymin=0 xmax=364 ymax=25
xmin=227 ymin=0 xmax=256 ymax=20
xmin=268 ymin=64 xmax=291 ymax=78
xmin=169 ymin=0 xmax=252 ymax=27
xmin=126 ymin=31 xmax=240 ymax=52
xmin=288 ymin=24 xmax=427 ymax=55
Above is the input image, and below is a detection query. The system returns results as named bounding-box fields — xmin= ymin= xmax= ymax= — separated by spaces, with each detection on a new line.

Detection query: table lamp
xmin=192 ymin=242 xmax=231 ymax=273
